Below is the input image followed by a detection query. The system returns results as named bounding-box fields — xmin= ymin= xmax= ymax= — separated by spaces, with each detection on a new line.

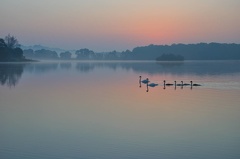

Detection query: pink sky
xmin=1 ymin=0 xmax=240 ymax=51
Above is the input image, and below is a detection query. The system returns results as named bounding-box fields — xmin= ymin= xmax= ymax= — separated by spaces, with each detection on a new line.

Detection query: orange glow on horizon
xmin=1 ymin=0 xmax=240 ymax=50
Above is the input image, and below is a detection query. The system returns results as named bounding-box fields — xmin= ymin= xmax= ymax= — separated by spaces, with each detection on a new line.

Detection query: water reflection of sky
xmin=1 ymin=61 xmax=240 ymax=159
xmin=1 ymin=61 xmax=240 ymax=89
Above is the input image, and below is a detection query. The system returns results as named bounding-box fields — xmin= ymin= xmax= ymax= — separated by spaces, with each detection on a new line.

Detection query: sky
xmin=1 ymin=0 xmax=240 ymax=52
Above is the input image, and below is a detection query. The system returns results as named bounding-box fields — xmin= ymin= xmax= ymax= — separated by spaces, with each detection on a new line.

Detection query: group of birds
xmin=139 ymin=76 xmax=201 ymax=88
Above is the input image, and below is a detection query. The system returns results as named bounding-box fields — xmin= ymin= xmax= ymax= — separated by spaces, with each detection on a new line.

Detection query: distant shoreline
xmin=0 ymin=59 xmax=38 ymax=63
xmin=22 ymin=43 xmax=240 ymax=61
xmin=1 ymin=59 xmax=240 ymax=64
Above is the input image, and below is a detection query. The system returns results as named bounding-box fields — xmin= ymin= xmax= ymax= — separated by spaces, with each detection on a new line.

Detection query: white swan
xmin=148 ymin=83 xmax=158 ymax=87
xmin=139 ymin=76 xmax=149 ymax=84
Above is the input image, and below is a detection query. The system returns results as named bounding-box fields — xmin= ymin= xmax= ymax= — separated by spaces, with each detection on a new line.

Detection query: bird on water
xmin=139 ymin=76 xmax=150 ymax=84
xmin=164 ymin=80 xmax=174 ymax=86
xmin=148 ymin=83 xmax=158 ymax=87
xmin=183 ymin=82 xmax=191 ymax=86
xmin=190 ymin=81 xmax=201 ymax=86
xmin=176 ymin=81 xmax=184 ymax=86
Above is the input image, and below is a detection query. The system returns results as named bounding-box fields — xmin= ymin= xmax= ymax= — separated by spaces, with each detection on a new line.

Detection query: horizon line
xmin=20 ymin=41 xmax=240 ymax=53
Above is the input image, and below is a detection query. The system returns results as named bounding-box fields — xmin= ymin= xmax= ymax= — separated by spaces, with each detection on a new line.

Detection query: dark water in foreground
xmin=0 ymin=61 xmax=240 ymax=159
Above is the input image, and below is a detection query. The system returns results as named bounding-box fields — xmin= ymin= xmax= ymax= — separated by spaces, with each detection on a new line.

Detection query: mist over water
xmin=0 ymin=61 xmax=240 ymax=159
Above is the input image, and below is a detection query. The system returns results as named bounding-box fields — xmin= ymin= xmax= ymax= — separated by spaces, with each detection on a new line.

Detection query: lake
xmin=0 ymin=61 xmax=240 ymax=159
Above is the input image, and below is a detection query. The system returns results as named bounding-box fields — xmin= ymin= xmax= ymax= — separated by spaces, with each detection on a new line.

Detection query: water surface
xmin=0 ymin=61 xmax=240 ymax=159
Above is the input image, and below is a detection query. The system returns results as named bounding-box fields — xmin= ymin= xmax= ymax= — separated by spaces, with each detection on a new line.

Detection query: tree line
xmin=23 ymin=43 xmax=240 ymax=61
xmin=23 ymin=48 xmax=133 ymax=60
xmin=2 ymin=34 xmax=240 ymax=61
xmin=130 ymin=43 xmax=240 ymax=60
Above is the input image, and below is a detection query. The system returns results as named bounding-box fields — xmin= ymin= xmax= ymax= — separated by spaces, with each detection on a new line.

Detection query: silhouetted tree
xmin=60 ymin=51 xmax=72 ymax=59
xmin=35 ymin=49 xmax=59 ymax=59
xmin=0 ymin=38 xmax=8 ymax=60
xmin=4 ymin=34 xmax=20 ymax=49
xmin=120 ymin=49 xmax=132 ymax=60
xmin=0 ymin=35 xmax=25 ymax=61
xmin=156 ymin=54 xmax=184 ymax=61
xmin=131 ymin=43 xmax=240 ymax=60
xmin=75 ymin=48 xmax=95 ymax=60
xmin=105 ymin=50 xmax=118 ymax=60
xmin=13 ymin=48 xmax=24 ymax=59
xmin=23 ymin=49 xmax=35 ymax=59
xmin=0 ymin=38 xmax=7 ymax=48
xmin=94 ymin=53 xmax=104 ymax=60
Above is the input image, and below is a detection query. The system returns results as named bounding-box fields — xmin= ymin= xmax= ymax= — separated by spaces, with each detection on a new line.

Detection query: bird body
xmin=190 ymin=81 xmax=201 ymax=86
xmin=139 ymin=76 xmax=149 ymax=84
xmin=176 ymin=81 xmax=183 ymax=86
xmin=193 ymin=84 xmax=201 ymax=86
xmin=142 ymin=79 xmax=150 ymax=84
xmin=164 ymin=80 xmax=174 ymax=86
xmin=148 ymin=83 xmax=158 ymax=87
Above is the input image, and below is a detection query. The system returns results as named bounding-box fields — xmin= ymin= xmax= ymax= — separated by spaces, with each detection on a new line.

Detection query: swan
xmin=176 ymin=81 xmax=183 ymax=86
xmin=174 ymin=81 xmax=177 ymax=89
xmin=139 ymin=76 xmax=149 ymax=84
xmin=183 ymin=82 xmax=190 ymax=86
xmin=164 ymin=80 xmax=174 ymax=86
xmin=190 ymin=81 xmax=201 ymax=86
xmin=148 ymin=83 xmax=158 ymax=87
xmin=146 ymin=82 xmax=158 ymax=92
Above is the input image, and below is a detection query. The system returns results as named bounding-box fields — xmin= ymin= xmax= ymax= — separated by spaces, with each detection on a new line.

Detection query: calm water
xmin=0 ymin=61 xmax=240 ymax=159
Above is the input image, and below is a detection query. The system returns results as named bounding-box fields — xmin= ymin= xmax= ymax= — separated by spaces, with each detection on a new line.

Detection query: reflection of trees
xmin=0 ymin=64 xmax=25 ymax=87
xmin=156 ymin=61 xmax=184 ymax=68
xmin=75 ymin=62 xmax=123 ymax=73
xmin=74 ymin=61 xmax=240 ymax=75
xmin=60 ymin=62 xmax=72 ymax=70
xmin=24 ymin=63 xmax=59 ymax=73
xmin=34 ymin=63 xmax=58 ymax=73
xmin=1 ymin=61 xmax=238 ymax=88
xmin=97 ymin=61 xmax=240 ymax=76
xmin=76 ymin=62 xmax=94 ymax=73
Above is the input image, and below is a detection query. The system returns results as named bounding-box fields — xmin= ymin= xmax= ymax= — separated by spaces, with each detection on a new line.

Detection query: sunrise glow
xmin=1 ymin=0 xmax=240 ymax=51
